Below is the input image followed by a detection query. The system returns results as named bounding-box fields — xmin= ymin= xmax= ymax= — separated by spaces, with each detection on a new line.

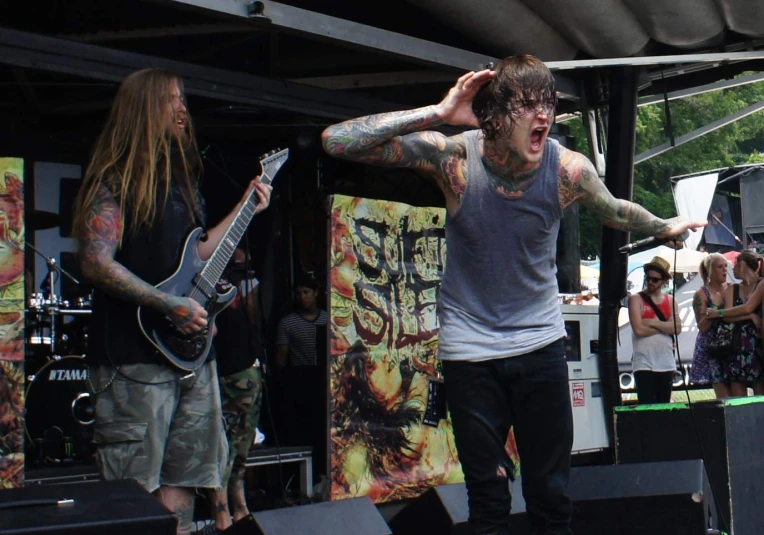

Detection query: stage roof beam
xmin=162 ymin=0 xmax=581 ymax=101
xmin=0 ymin=26 xmax=402 ymax=120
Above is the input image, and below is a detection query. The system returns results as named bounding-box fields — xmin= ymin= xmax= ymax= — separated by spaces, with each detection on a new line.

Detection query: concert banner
xmin=328 ymin=195 xmax=464 ymax=503
xmin=0 ymin=157 xmax=25 ymax=488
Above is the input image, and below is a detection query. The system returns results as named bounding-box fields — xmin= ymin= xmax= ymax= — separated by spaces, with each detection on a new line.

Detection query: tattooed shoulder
xmin=436 ymin=135 xmax=468 ymax=199
xmin=558 ymin=147 xmax=594 ymax=207
xmin=81 ymin=184 xmax=123 ymax=251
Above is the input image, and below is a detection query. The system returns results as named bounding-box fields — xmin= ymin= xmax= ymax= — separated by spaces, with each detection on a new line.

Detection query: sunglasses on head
xmin=646 ymin=276 xmax=664 ymax=283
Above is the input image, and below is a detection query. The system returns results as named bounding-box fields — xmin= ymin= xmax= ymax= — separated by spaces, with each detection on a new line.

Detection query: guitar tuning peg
xmin=270 ymin=149 xmax=276 ymax=155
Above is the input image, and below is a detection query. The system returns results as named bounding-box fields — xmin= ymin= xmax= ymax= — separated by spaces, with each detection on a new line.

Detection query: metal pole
xmin=598 ymin=67 xmax=639 ymax=450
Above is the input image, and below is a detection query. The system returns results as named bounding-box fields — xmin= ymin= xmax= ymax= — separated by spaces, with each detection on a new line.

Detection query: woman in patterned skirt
xmin=690 ymin=253 xmax=729 ymax=398
xmin=718 ymin=250 xmax=764 ymax=396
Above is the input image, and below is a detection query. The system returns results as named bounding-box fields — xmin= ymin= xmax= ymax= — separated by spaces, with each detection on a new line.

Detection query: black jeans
xmin=442 ymin=339 xmax=573 ymax=535
xmin=634 ymin=370 xmax=673 ymax=404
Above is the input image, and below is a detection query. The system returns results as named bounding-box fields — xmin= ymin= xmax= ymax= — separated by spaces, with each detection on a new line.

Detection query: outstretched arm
xmin=558 ymin=147 xmax=706 ymax=238
xmin=708 ymin=282 xmax=764 ymax=319
xmin=79 ymin=185 xmax=208 ymax=334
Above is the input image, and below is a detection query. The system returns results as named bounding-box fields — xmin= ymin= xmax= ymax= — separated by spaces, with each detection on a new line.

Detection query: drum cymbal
xmin=27 ymin=210 xmax=60 ymax=231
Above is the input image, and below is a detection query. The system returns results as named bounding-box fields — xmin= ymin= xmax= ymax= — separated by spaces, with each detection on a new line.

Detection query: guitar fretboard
xmin=197 ymin=149 xmax=288 ymax=291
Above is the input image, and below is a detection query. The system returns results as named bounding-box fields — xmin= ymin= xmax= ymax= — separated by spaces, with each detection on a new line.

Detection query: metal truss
xmin=635 ymin=98 xmax=764 ymax=164
xmin=638 ymin=72 xmax=764 ymax=107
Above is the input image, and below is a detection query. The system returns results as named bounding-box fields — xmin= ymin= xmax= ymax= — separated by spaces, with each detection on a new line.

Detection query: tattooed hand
xmin=164 ymin=295 xmax=208 ymax=334
xmin=434 ymin=69 xmax=494 ymax=127
xmin=655 ymin=216 xmax=707 ymax=240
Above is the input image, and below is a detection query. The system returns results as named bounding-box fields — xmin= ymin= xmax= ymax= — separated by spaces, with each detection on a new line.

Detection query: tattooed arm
xmin=79 ymin=185 xmax=208 ymax=334
xmin=692 ymin=288 xmax=719 ymax=333
xmin=558 ymin=146 xmax=706 ymax=237
xmin=322 ymin=70 xmax=494 ymax=204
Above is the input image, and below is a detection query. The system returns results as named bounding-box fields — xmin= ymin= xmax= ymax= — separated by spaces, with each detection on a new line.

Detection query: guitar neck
xmin=199 ymin=148 xmax=288 ymax=285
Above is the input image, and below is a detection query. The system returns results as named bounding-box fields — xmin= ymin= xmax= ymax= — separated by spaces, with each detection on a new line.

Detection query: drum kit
xmin=24 ymin=214 xmax=95 ymax=466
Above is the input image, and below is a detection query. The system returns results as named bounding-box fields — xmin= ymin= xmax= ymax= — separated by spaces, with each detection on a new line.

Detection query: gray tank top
xmin=438 ymin=130 xmax=566 ymax=361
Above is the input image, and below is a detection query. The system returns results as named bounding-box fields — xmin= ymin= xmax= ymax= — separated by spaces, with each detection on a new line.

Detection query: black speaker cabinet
xmin=0 ymin=479 xmax=176 ymax=534
xmin=389 ymin=460 xmax=715 ymax=535
xmin=615 ymin=399 xmax=764 ymax=535
xmin=388 ymin=479 xmax=527 ymax=535
xmin=568 ymin=459 xmax=715 ymax=534
xmin=250 ymin=497 xmax=391 ymax=535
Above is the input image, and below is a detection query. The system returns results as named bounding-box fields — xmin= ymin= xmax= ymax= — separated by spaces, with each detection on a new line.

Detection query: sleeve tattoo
xmin=322 ymin=107 xmax=467 ymax=198
xmin=79 ymin=185 xmax=175 ymax=315
xmin=558 ymin=148 xmax=671 ymax=235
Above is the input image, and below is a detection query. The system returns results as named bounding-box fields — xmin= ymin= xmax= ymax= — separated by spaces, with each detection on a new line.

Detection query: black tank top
xmin=88 ymin=178 xmax=208 ymax=367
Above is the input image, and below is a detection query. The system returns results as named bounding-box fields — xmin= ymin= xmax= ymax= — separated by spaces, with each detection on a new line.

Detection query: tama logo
xmin=49 ymin=369 xmax=89 ymax=381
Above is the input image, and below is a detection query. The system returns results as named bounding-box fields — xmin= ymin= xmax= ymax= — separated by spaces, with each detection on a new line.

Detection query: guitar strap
xmin=638 ymin=291 xmax=668 ymax=322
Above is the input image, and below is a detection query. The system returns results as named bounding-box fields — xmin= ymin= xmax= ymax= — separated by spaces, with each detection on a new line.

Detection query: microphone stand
xmin=25 ymin=242 xmax=81 ymax=357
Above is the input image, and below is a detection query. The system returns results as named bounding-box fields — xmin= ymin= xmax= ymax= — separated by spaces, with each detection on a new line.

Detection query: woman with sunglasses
xmin=627 ymin=256 xmax=681 ymax=404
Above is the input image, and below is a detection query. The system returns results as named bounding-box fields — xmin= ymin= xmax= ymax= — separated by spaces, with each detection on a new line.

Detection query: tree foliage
xmin=572 ymin=77 xmax=764 ymax=259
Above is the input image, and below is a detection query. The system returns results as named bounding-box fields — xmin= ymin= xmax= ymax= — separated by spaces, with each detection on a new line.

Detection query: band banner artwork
xmin=328 ymin=194 xmax=464 ymax=503
xmin=0 ymin=157 xmax=25 ymax=488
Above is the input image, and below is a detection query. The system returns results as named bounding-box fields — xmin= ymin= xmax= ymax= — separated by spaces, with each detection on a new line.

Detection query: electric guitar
xmin=137 ymin=148 xmax=289 ymax=371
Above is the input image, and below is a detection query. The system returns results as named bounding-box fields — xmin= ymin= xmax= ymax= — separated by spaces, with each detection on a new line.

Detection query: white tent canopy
xmin=627 ymin=245 xmax=708 ymax=274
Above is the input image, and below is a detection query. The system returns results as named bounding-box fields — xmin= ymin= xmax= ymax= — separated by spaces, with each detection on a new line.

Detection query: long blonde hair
xmin=73 ymin=68 xmax=202 ymax=245
xmin=699 ymin=252 xmax=726 ymax=284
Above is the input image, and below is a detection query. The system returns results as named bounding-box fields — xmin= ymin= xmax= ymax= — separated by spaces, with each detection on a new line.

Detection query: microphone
xmin=619 ymin=230 xmax=691 ymax=254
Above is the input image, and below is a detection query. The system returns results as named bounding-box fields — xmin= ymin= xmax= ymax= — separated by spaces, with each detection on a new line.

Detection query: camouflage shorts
xmin=219 ymin=365 xmax=262 ymax=485
xmin=90 ymin=361 xmax=228 ymax=493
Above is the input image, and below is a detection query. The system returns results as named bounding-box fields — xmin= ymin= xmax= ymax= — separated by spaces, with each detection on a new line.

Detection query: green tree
xmin=572 ymin=77 xmax=764 ymax=259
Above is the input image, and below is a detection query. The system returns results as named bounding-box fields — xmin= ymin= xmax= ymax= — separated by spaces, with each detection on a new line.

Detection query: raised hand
xmin=434 ymin=69 xmax=495 ymax=127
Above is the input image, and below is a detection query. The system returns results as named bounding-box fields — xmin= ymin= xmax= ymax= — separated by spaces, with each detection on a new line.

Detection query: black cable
xmin=669 ymin=247 xmax=731 ymax=534
xmin=259 ymin=361 xmax=290 ymax=506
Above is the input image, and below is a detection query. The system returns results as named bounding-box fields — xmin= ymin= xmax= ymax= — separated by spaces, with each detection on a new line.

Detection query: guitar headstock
xmin=259 ymin=148 xmax=289 ymax=186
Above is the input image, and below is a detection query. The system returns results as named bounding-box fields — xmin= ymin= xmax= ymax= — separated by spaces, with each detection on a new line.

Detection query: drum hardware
xmin=25 ymin=242 xmax=85 ymax=356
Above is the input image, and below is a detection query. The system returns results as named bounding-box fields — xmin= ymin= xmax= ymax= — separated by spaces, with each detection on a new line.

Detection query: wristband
xmin=719 ymin=309 xmax=724 ymax=318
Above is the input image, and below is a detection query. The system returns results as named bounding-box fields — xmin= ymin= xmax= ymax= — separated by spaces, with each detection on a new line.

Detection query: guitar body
xmin=137 ymin=227 xmax=236 ymax=371
xmin=136 ymin=147 xmax=289 ymax=371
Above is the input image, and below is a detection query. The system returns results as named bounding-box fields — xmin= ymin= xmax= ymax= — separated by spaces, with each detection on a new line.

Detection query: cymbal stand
xmin=25 ymin=242 xmax=82 ymax=358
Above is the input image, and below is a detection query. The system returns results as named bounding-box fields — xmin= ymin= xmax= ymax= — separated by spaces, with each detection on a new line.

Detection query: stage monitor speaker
xmin=615 ymin=399 xmax=764 ymax=535
xmin=0 ymin=479 xmax=176 ymax=534
xmin=249 ymin=497 xmax=391 ymax=535
xmin=389 ymin=460 xmax=716 ymax=535
xmin=388 ymin=479 xmax=527 ymax=535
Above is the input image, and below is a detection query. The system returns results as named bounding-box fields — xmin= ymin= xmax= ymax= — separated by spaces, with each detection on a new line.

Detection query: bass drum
xmin=25 ymin=355 xmax=95 ymax=465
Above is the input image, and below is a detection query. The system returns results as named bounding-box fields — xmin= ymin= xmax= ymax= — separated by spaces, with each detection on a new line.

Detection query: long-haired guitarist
xmin=72 ymin=68 xmax=272 ymax=535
